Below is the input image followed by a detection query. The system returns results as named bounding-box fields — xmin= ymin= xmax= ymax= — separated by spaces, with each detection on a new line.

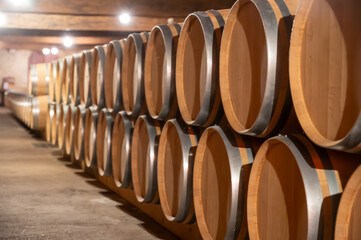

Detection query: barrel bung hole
xmin=255 ymin=141 xmax=307 ymax=240
xmin=181 ymin=17 xmax=206 ymax=120
xmin=224 ymin=2 xmax=267 ymax=130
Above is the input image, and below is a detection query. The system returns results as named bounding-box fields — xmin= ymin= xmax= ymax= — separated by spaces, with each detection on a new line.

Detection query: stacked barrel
xmin=6 ymin=0 xmax=361 ymax=239
xmin=6 ymin=62 xmax=51 ymax=133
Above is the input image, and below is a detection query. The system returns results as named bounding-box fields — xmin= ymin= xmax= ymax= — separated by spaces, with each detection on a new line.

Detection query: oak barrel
xmin=51 ymin=103 xmax=60 ymax=146
xmin=131 ymin=115 xmax=161 ymax=203
xmin=79 ymin=50 xmax=93 ymax=107
xmin=90 ymin=44 xmax=107 ymax=110
xmin=122 ymin=32 xmax=149 ymax=117
xmin=144 ymin=23 xmax=181 ymax=120
xmin=335 ymin=165 xmax=361 ymax=240
xmin=194 ymin=125 xmax=260 ymax=239
xmin=55 ymin=59 xmax=63 ymax=103
xmin=176 ymin=10 xmax=228 ymax=127
xmin=219 ymin=0 xmax=299 ymax=137
xmin=248 ymin=134 xmax=360 ymax=240
xmin=96 ymin=109 xmax=114 ymax=177
xmin=61 ymin=57 xmax=73 ymax=105
xmin=158 ymin=118 xmax=198 ymax=223
xmin=105 ymin=39 xmax=126 ymax=114
xmin=28 ymin=63 xmax=49 ymax=96
xmin=289 ymin=0 xmax=361 ymax=152
xmin=84 ymin=106 xmax=98 ymax=168
xmin=111 ymin=111 xmax=134 ymax=188
xmin=57 ymin=104 xmax=69 ymax=150
xmin=46 ymin=102 xmax=55 ymax=142
xmin=74 ymin=105 xmax=87 ymax=161
xmin=70 ymin=53 xmax=81 ymax=106
xmin=31 ymin=95 xmax=49 ymax=131
xmin=49 ymin=61 xmax=57 ymax=102
xmin=65 ymin=105 xmax=77 ymax=156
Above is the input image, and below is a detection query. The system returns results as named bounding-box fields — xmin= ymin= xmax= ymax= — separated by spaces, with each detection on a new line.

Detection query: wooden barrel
xmin=91 ymin=44 xmax=107 ymax=110
xmin=219 ymin=0 xmax=299 ymax=137
xmin=131 ymin=115 xmax=161 ymax=203
xmin=158 ymin=118 xmax=199 ymax=223
xmin=176 ymin=10 xmax=228 ymax=127
xmin=122 ymin=32 xmax=149 ymax=117
xmin=84 ymin=106 xmax=98 ymax=168
xmin=31 ymin=95 xmax=49 ymax=131
xmin=57 ymin=104 xmax=69 ymax=150
xmin=290 ymin=0 xmax=361 ymax=152
xmin=28 ymin=63 xmax=50 ymax=96
xmin=26 ymin=97 xmax=33 ymax=128
xmin=70 ymin=53 xmax=81 ymax=106
xmin=65 ymin=105 xmax=77 ymax=156
xmin=105 ymin=39 xmax=126 ymax=114
xmin=96 ymin=109 xmax=114 ymax=176
xmin=51 ymin=103 xmax=60 ymax=146
xmin=144 ymin=23 xmax=181 ymax=120
xmin=79 ymin=50 xmax=93 ymax=107
xmin=55 ymin=59 xmax=64 ymax=103
xmin=194 ymin=125 xmax=260 ymax=240
xmin=74 ymin=105 xmax=87 ymax=161
xmin=61 ymin=57 xmax=73 ymax=105
xmin=46 ymin=102 xmax=55 ymax=142
xmin=111 ymin=111 xmax=134 ymax=188
xmin=248 ymin=134 xmax=361 ymax=240
xmin=335 ymin=165 xmax=361 ymax=240
xmin=48 ymin=61 xmax=57 ymax=102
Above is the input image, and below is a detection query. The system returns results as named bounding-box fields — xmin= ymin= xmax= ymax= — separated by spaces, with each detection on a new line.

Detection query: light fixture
xmin=118 ymin=12 xmax=131 ymax=24
xmin=51 ymin=47 xmax=59 ymax=55
xmin=63 ymin=36 xmax=73 ymax=48
xmin=42 ymin=48 xmax=50 ymax=55
xmin=0 ymin=13 xmax=6 ymax=26
xmin=8 ymin=0 xmax=31 ymax=7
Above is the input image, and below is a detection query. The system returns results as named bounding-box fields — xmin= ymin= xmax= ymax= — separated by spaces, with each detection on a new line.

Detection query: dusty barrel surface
xmin=111 ymin=111 xmax=134 ymax=188
xmin=248 ymin=134 xmax=361 ymax=240
xmin=194 ymin=126 xmax=260 ymax=240
xmin=145 ymin=23 xmax=181 ymax=120
xmin=105 ymin=39 xmax=126 ymax=114
xmin=49 ymin=61 xmax=57 ymax=102
xmin=290 ymin=0 xmax=361 ymax=152
xmin=62 ymin=56 xmax=74 ymax=105
xmin=96 ymin=109 xmax=114 ymax=176
xmin=79 ymin=50 xmax=93 ymax=107
xmin=31 ymin=95 xmax=49 ymax=131
xmin=335 ymin=165 xmax=361 ymax=240
xmin=158 ymin=119 xmax=199 ymax=223
xmin=91 ymin=45 xmax=107 ymax=110
xmin=70 ymin=53 xmax=81 ymax=106
xmin=176 ymin=10 xmax=228 ymax=127
xmin=74 ymin=105 xmax=87 ymax=161
xmin=122 ymin=32 xmax=149 ymax=117
xmin=46 ymin=102 xmax=55 ymax=142
xmin=84 ymin=106 xmax=98 ymax=168
xmin=65 ymin=105 xmax=77 ymax=156
xmin=57 ymin=104 xmax=69 ymax=150
xmin=131 ymin=115 xmax=161 ymax=203
xmin=28 ymin=63 xmax=50 ymax=96
xmin=51 ymin=103 xmax=60 ymax=146
xmin=55 ymin=59 xmax=63 ymax=103
xmin=219 ymin=0 xmax=299 ymax=137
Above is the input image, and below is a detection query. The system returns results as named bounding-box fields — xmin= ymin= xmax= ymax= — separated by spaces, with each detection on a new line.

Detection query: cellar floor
xmin=0 ymin=107 xmax=177 ymax=240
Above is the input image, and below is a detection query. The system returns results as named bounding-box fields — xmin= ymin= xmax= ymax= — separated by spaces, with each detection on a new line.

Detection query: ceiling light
xmin=51 ymin=47 xmax=59 ymax=55
xmin=0 ymin=13 xmax=6 ymax=26
xmin=118 ymin=13 xmax=131 ymax=24
xmin=63 ymin=36 xmax=73 ymax=48
xmin=42 ymin=48 xmax=50 ymax=55
xmin=8 ymin=0 xmax=31 ymax=7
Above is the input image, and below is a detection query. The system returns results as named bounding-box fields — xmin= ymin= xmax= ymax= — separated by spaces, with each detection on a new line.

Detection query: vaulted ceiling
xmin=0 ymin=0 xmax=235 ymax=52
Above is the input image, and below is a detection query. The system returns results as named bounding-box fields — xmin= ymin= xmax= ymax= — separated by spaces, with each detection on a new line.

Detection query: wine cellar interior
xmin=1 ymin=0 xmax=361 ymax=239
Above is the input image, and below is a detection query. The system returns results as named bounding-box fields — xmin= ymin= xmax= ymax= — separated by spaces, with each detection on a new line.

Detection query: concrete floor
xmin=0 ymin=108 xmax=177 ymax=240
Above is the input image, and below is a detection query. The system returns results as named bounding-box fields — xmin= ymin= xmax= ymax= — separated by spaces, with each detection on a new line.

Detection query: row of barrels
xmin=6 ymin=91 xmax=49 ymax=131
xmin=45 ymin=101 xmax=361 ymax=240
xmin=30 ymin=0 xmax=361 ymax=153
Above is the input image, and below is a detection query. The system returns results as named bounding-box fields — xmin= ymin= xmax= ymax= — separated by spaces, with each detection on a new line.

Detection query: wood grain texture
xmin=248 ymin=134 xmax=361 ymax=240
xmin=290 ymin=0 xmax=361 ymax=152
